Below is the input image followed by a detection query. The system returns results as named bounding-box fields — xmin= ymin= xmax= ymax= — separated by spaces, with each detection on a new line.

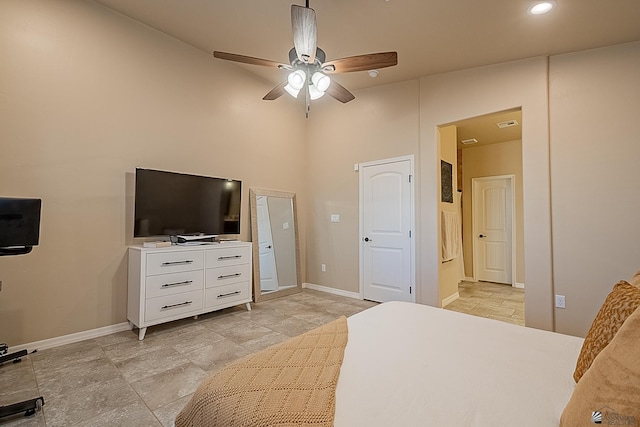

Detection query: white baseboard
xmin=441 ymin=291 xmax=460 ymax=307
xmin=464 ymin=277 xmax=475 ymax=282
xmin=514 ymin=282 xmax=526 ymax=289
xmin=9 ymin=322 xmax=132 ymax=354
xmin=302 ymin=282 xmax=362 ymax=300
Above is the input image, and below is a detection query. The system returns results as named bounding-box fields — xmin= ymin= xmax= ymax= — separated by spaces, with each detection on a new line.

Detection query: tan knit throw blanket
xmin=175 ymin=316 xmax=348 ymax=427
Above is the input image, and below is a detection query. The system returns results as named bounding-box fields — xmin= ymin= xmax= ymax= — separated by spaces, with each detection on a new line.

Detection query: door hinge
xmin=409 ymin=230 xmax=412 ymax=238
xmin=409 ymin=174 xmax=412 ymax=183
xmin=410 ymin=286 xmax=412 ymax=294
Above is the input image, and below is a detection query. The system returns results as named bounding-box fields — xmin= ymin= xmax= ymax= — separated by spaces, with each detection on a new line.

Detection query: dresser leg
xmin=245 ymin=302 xmax=251 ymax=311
xmin=138 ymin=327 xmax=147 ymax=341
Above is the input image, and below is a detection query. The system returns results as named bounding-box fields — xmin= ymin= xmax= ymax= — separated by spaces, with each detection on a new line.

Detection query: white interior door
xmin=473 ymin=176 xmax=513 ymax=284
xmin=361 ymin=157 xmax=414 ymax=303
xmin=256 ymin=196 xmax=279 ymax=291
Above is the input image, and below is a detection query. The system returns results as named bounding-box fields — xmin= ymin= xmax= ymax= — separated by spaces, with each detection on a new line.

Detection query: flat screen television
xmin=134 ymin=168 xmax=241 ymax=238
xmin=0 ymin=198 xmax=42 ymax=249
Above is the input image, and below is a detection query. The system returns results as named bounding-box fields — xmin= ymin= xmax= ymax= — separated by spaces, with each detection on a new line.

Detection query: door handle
xmin=363 ymin=237 xmax=372 ymax=242
xmin=266 ymin=245 xmax=272 ymax=249
xmin=478 ymin=234 xmax=486 ymax=238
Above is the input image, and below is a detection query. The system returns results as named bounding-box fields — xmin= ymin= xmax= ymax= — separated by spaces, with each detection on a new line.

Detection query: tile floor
xmin=1 ymin=283 xmax=522 ymax=426
xmin=443 ymin=280 xmax=525 ymax=326
xmin=0 ymin=289 xmax=377 ymax=427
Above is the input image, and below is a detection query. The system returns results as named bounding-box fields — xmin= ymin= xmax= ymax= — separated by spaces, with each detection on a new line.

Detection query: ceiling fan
xmin=213 ymin=1 xmax=398 ymax=117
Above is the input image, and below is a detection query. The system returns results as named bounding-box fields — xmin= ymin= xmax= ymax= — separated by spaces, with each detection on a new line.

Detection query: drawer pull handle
xmin=161 ymin=301 xmax=193 ymax=310
xmin=218 ymin=273 xmax=242 ymax=280
xmin=161 ymin=280 xmax=193 ymax=288
xmin=217 ymin=291 xmax=241 ymax=298
xmin=161 ymin=260 xmax=194 ymax=266
xmin=217 ymin=255 xmax=242 ymax=261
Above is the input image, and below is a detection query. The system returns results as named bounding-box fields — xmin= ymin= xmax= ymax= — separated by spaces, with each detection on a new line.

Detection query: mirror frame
xmin=249 ymin=188 xmax=302 ymax=302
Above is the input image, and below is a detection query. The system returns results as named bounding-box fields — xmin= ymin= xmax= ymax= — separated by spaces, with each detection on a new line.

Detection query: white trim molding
xmin=9 ymin=322 xmax=132 ymax=354
xmin=514 ymin=282 xmax=526 ymax=289
xmin=303 ymin=282 xmax=362 ymax=300
xmin=441 ymin=291 xmax=460 ymax=307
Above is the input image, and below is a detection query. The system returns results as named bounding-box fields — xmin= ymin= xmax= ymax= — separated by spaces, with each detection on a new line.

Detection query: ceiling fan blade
xmin=263 ymin=81 xmax=288 ymax=101
xmin=213 ymin=51 xmax=289 ymax=69
xmin=323 ymin=52 xmax=398 ymax=73
xmin=291 ymin=5 xmax=317 ymax=63
xmin=326 ymin=81 xmax=355 ymax=103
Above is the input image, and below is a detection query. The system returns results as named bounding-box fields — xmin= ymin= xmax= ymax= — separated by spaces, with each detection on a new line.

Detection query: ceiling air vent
xmin=496 ymin=120 xmax=519 ymax=129
xmin=460 ymin=138 xmax=478 ymax=145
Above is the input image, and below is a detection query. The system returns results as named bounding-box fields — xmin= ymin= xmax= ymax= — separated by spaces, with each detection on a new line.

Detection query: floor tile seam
xmin=118 ymin=355 xmax=194 ymax=385
xmin=44 ymin=375 xmax=140 ymax=427
xmin=120 ymin=363 xmax=173 ymax=427
xmin=34 ymin=347 xmax=118 ymax=425
xmin=26 ymin=354 xmax=50 ymax=427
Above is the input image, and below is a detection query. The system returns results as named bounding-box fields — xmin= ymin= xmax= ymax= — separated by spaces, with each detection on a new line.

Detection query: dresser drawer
xmin=205 ymin=281 xmax=250 ymax=309
xmin=205 ymin=246 xmax=250 ymax=268
xmin=145 ymin=290 xmax=203 ymax=322
xmin=145 ymin=270 xmax=203 ymax=299
xmin=205 ymin=264 xmax=251 ymax=289
xmin=146 ymin=251 xmax=204 ymax=276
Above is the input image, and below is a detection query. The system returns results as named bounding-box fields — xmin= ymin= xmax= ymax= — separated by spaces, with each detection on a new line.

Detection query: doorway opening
xmin=437 ymin=108 xmax=524 ymax=324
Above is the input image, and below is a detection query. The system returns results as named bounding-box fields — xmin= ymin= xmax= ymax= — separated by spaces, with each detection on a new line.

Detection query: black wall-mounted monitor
xmin=134 ymin=168 xmax=242 ymax=238
xmin=0 ymin=198 xmax=42 ymax=254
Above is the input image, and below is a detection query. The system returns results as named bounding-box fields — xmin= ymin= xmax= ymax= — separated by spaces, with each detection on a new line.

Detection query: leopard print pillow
xmin=573 ymin=280 xmax=640 ymax=383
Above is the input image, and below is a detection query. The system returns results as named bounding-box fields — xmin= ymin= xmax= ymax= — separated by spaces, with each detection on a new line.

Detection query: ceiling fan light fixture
xmin=308 ymin=83 xmax=325 ymax=100
xmin=311 ymin=72 xmax=331 ymax=92
xmin=287 ymin=69 xmax=306 ymax=90
xmin=284 ymin=83 xmax=301 ymax=98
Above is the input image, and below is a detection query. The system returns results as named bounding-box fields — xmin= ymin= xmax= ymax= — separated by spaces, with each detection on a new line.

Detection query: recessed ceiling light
xmin=368 ymin=70 xmax=379 ymax=78
xmin=496 ymin=119 xmax=519 ymax=128
xmin=529 ymin=1 xmax=555 ymax=15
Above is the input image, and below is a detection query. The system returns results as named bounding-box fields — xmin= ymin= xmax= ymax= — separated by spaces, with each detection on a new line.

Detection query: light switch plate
xmin=330 ymin=214 xmax=340 ymax=223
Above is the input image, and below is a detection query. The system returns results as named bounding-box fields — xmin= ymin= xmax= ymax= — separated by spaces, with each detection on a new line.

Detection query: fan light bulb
xmin=287 ymin=70 xmax=306 ymax=90
xmin=309 ymin=84 xmax=325 ymax=100
xmin=284 ymin=83 xmax=301 ymax=98
xmin=311 ymin=72 xmax=331 ymax=92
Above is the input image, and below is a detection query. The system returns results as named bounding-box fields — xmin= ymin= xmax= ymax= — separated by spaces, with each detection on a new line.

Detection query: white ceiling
xmin=93 ymin=0 xmax=640 ymax=93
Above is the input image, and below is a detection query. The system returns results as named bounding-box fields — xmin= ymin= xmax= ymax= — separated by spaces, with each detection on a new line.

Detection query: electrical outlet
xmin=321 ymin=264 xmax=326 ymax=272
xmin=555 ymin=295 xmax=566 ymax=309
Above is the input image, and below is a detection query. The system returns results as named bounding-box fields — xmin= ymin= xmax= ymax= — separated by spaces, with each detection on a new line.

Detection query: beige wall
xmin=438 ymin=125 xmax=463 ymax=305
xmin=461 ymin=140 xmax=525 ymax=285
xmin=419 ymin=57 xmax=553 ymax=330
xmin=305 ymin=80 xmax=420 ymax=293
xmin=0 ymin=0 xmax=306 ymax=346
xmin=549 ymin=41 xmax=640 ymax=337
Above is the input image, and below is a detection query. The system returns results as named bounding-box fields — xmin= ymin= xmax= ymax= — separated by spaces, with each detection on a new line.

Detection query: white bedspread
xmin=335 ymin=302 xmax=583 ymax=427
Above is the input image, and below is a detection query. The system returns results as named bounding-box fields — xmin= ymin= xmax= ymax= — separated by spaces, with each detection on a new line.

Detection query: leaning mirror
xmin=249 ymin=188 xmax=302 ymax=302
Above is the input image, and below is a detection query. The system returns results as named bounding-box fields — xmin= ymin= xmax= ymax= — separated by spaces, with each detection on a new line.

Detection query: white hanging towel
xmin=441 ymin=210 xmax=461 ymax=262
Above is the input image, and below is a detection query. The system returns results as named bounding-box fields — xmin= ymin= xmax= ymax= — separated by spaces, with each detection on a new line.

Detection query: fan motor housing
xmin=289 ymin=47 xmax=326 ymax=67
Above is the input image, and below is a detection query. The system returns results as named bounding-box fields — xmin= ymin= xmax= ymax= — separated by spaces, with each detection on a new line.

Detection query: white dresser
xmin=127 ymin=242 xmax=252 ymax=340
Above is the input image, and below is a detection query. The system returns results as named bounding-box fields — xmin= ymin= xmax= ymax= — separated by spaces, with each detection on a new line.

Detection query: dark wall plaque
xmin=441 ymin=160 xmax=453 ymax=203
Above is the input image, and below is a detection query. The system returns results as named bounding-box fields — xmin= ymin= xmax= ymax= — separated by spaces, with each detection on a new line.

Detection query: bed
xmin=176 ymin=278 xmax=640 ymax=427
